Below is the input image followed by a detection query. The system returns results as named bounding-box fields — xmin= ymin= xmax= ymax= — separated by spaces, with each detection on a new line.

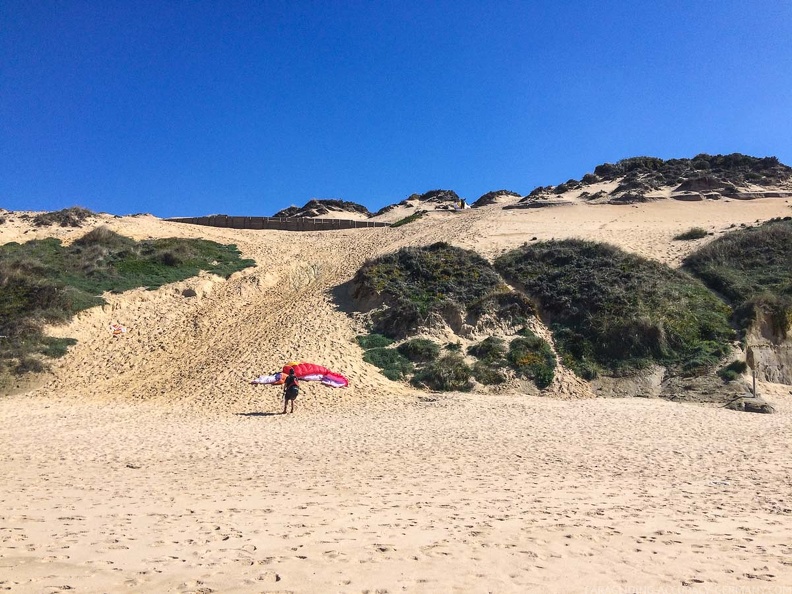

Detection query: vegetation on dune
xmin=506 ymin=330 xmax=557 ymax=389
xmin=684 ymin=217 xmax=792 ymax=338
xmin=718 ymin=360 xmax=748 ymax=382
xmin=0 ymin=227 xmax=255 ymax=383
xmin=397 ymin=338 xmax=440 ymax=363
xmin=390 ymin=210 xmax=427 ymax=227
xmin=467 ymin=336 xmax=507 ymax=362
xmin=466 ymin=331 xmax=556 ymax=387
xmin=590 ymin=154 xmax=792 ymax=188
xmin=472 ymin=190 xmax=522 ymax=207
xmin=494 ymin=240 xmax=734 ymax=379
xmin=31 ymin=206 xmax=95 ymax=228
xmin=411 ymin=352 xmax=472 ymax=392
xmin=674 ymin=227 xmax=709 ymax=241
xmin=362 ymin=347 xmax=414 ymax=381
xmin=352 ymin=242 xmax=506 ymax=338
xmin=523 ymin=154 xmax=792 ymax=201
xmin=355 ymin=333 xmax=394 ymax=350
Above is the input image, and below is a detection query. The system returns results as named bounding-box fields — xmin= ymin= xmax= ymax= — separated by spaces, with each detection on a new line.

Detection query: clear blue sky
xmin=2 ymin=1 xmax=791 ymax=217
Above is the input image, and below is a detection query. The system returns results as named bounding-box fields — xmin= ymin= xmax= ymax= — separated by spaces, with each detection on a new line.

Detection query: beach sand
xmin=2 ymin=197 xmax=792 ymax=592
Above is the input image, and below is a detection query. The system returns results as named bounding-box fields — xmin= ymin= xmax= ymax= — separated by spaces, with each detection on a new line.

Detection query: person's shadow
xmin=237 ymin=412 xmax=283 ymax=417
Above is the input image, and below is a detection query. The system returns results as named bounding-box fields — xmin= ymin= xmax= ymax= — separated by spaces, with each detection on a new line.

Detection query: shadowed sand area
xmin=2 ymin=197 xmax=792 ymax=592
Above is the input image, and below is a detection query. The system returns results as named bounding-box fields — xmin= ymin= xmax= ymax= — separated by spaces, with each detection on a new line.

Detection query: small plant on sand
xmin=718 ymin=360 xmax=748 ymax=382
xmin=467 ymin=336 xmax=507 ymax=363
xmin=391 ymin=210 xmax=427 ymax=227
xmin=507 ymin=331 xmax=556 ymax=389
xmin=397 ymin=338 xmax=440 ymax=363
xmin=467 ymin=336 xmax=508 ymax=386
xmin=411 ymin=352 xmax=472 ymax=392
xmin=362 ymin=347 xmax=414 ymax=381
xmin=674 ymin=227 xmax=709 ymax=241
xmin=32 ymin=206 xmax=94 ymax=228
xmin=356 ymin=333 xmax=394 ymax=350
xmin=472 ymin=360 xmax=506 ymax=385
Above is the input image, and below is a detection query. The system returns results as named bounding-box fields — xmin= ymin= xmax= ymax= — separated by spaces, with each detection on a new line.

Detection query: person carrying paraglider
xmin=282 ymin=367 xmax=299 ymax=414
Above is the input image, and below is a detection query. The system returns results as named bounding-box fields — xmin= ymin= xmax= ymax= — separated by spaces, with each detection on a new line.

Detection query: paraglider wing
xmin=283 ymin=361 xmax=349 ymax=388
xmin=250 ymin=371 xmax=285 ymax=385
xmin=251 ymin=362 xmax=348 ymax=387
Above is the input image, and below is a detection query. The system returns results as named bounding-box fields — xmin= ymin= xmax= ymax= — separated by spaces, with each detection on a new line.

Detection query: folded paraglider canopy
xmin=251 ymin=361 xmax=348 ymax=388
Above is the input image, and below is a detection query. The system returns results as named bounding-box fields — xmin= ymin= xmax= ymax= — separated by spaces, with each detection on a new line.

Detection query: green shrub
xmin=397 ymin=338 xmax=440 ymax=363
xmin=718 ymin=360 xmax=748 ymax=382
xmin=445 ymin=341 xmax=462 ymax=352
xmin=466 ymin=290 xmax=535 ymax=325
xmin=495 ymin=239 xmax=734 ymax=377
xmin=472 ymin=360 xmax=506 ymax=385
xmin=467 ymin=336 xmax=507 ymax=362
xmin=40 ymin=337 xmax=78 ymax=358
xmin=355 ymin=333 xmax=394 ymax=350
xmin=354 ymin=242 xmax=504 ymax=338
xmin=590 ymin=154 xmax=791 ymax=186
xmin=684 ymin=218 xmax=792 ymax=337
xmin=391 ymin=211 xmax=427 ymax=227
xmin=674 ymin=227 xmax=709 ymax=241
xmin=362 ymin=347 xmax=414 ymax=380
xmin=411 ymin=353 xmax=472 ymax=391
xmin=507 ymin=332 xmax=556 ymax=389
xmin=15 ymin=356 xmax=45 ymax=374
xmin=32 ymin=207 xmax=94 ymax=228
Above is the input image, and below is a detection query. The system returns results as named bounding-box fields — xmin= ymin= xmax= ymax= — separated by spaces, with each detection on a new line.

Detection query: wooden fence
xmin=166 ymin=215 xmax=390 ymax=231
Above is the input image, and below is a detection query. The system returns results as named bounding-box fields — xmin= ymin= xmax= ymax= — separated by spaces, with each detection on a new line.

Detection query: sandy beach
xmin=2 ymin=196 xmax=792 ymax=592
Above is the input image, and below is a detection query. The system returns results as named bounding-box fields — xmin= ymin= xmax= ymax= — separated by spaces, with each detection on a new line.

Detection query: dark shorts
xmin=285 ymin=387 xmax=299 ymax=400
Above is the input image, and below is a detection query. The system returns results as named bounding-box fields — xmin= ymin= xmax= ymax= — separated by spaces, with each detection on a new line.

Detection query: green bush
xmin=589 ymin=154 xmax=791 ymax=187
xmin=32 ymin=206 xmax=94 ymax=228
xmin=718 ymin=360 xmax=748 ymax=382
xmin=354 ymin=242 xmax=504 ymax=338
xmin=362 ymin=347 xmax=414 ymax=381
xmin=356 ymin=333 xmax=394 ymax=350
xmin=467 ymin=336 xmax=507 ymax=362
xmin=507 ymin=332 xmax=556 ymax=389
xmin=445 ymin=341 xmax=462 ymax=352
xmin=466 ymin=290 xmax=535 ymax=325
xmin=391 ymin=211 xmax=427 ymax=227
xmin=411 ymin=353 xmax=472 ymax=391
xmin=684 ymin=218 xmax=792 ymax=337
xmin=674 ymin=227 xmax=709 ymax=241
xmin=40 ymin=337 xmax=78 ymax=358
xmin=397 ymin=338 xmax=440 ymax=363
xmin=472 ymin=360 xmax=506 ymax=385
xmin=15 ymin=356 xmax=46 ymax=374
xmin=495 ymin=239 xmax=734 ymax=377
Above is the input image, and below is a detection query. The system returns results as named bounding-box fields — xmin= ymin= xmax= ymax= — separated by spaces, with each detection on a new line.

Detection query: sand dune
xmin=2 ymin=196 xmax=792 ymax=592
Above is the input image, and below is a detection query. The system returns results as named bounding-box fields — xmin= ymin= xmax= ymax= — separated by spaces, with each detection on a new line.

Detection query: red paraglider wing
xmin=282 ymin=361 xmax=348 ymax=388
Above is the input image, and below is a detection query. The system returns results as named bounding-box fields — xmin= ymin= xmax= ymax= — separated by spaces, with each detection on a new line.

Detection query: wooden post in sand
xmin=746 ymin=346 xmax=757 ymax=398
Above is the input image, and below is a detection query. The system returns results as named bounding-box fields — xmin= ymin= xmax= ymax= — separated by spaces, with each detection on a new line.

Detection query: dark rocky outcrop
xmin=725 ymin=395 xmax=775 ymax=413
